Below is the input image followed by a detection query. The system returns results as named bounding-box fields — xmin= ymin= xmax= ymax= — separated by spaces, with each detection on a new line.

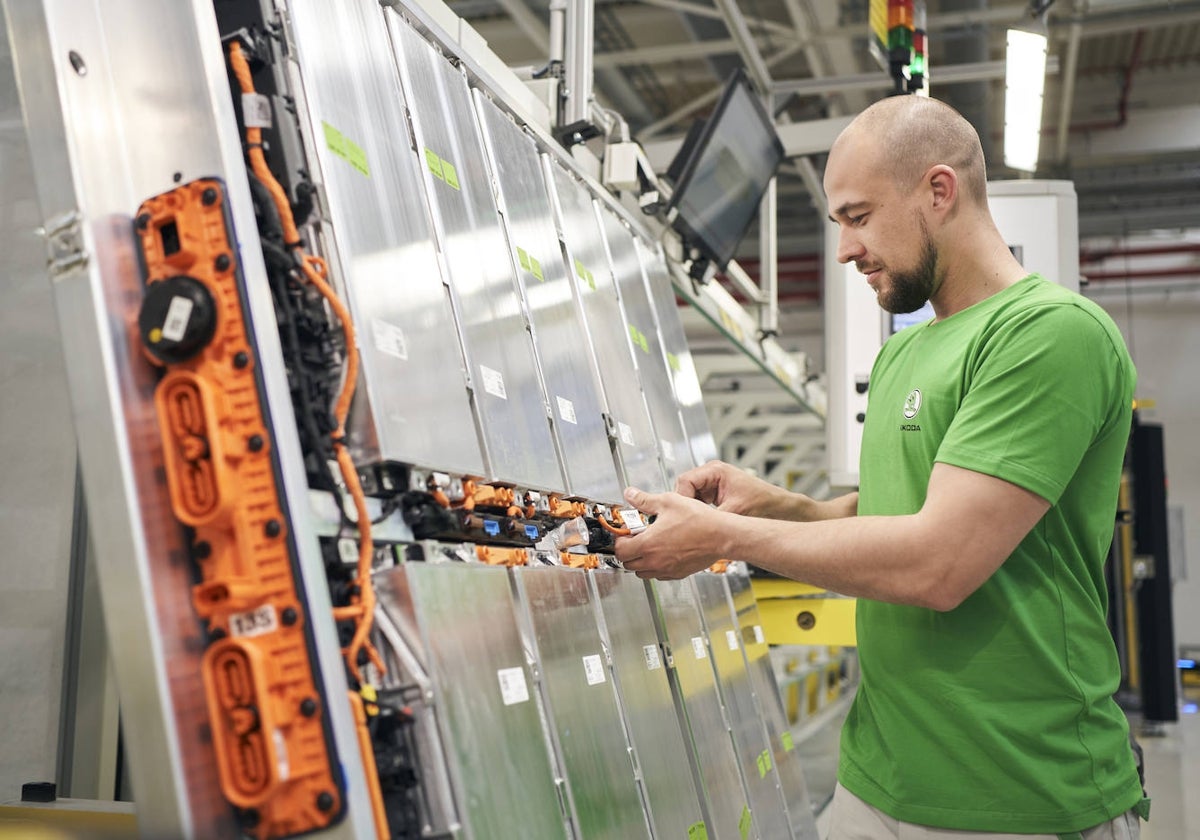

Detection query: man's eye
xmin=850 ymin=214 xmax=868 ymax=226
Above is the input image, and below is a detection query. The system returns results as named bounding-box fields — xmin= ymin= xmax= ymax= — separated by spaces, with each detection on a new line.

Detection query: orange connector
xmin=135 ymin=179 xmax=342 ymax=839
xmin=547 ymin=495 xmax=588 ymax=519
xmin=475 ymin=545 xmax=531 ymax=567
xmin=561 ymin=552 xmax=601 ymax=570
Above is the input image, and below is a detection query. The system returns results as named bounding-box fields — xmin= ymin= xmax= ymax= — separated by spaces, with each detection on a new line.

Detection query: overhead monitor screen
xmin=666 ymin=69 xmax=784 ymax=271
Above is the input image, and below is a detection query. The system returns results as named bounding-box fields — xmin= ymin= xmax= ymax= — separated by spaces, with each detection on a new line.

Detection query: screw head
xmin=316 ymin=792 xmax=334 ymax=812
xmin=135 ymin=213 xmax=151 ymax=231
xmin=281 ymin=607 xmax=298 ymax=626
xmin=247 ymin=434 xmax=264 ymax=453
xmin=215 ymin=254 xmax=231 ymax=271
xmin=796 ymin=610 xmax=816 ymax=631
xmin=233 ymin=351 xmax=249 ymax=369
xmin=264 ymin=519 xmax=282 ymax=538
xmin=300 ymin=697 xmax=318 ymax=717
xmin=201 ymin=187 xmax=218 ymax=206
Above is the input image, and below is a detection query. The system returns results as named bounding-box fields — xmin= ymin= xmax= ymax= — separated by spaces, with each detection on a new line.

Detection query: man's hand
xmin=675 ymin=460 xmax=790 ymax=518
xmin=613 ymin=487 xmax=731 ymax=580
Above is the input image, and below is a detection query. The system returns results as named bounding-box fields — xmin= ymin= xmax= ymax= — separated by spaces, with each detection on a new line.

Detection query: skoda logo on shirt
xmin=903 ymin=388 xmax=922 ymax=419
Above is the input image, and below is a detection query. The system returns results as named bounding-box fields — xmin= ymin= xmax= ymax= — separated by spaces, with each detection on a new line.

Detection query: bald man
xmin=616 ymin=96 xmax=1147 ymax=837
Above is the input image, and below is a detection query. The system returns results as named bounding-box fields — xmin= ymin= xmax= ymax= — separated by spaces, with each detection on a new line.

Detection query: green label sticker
xmin=781 ymin=731 xmax=795 ymax=752
xmin=441 ymin=160 xmax=460 ymax=190
xmin=585 ymin=269 xmax=596 ymax=290
xmin=574 ymin=258 xmax=587 ymax=279
xmin=346 ymin=139 xmax=369 ymax=176
xmin=757 ymin=749 xmax=772 ymax=778
xmin=738 ymin=805 xmax=752 ymax=840
xmin=530 ymin=257 xmax=544 ymax=281
xmin=687 ymin=822 xmax=708 ymax=840
xmin=667 ymin=351 xmax=681 ymax=372
xmin=517 ymin=247 xmax=531 ymax=270
xmin=424 ymin=148 xmax=444 ymax=181
xmin=322 ymin=122 xmax=368 ymax=176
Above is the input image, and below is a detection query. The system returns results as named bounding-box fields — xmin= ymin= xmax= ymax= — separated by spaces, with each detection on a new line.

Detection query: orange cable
xmin=229 ymin=41 xmax=381 ymax=682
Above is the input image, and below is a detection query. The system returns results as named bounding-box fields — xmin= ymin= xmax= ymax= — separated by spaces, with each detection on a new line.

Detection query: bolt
xmin=193 ymin=541 xmax=212 ymax=560
xmin=855 ymin=412 xmax=866 ymax=423
xmin=201 ymin=187 xmax=218 ymax=206
xmin=135 ymin=213 xmax=151 ymax=231
xmin=247 ymin=434 xmax=264 ymax=453
xmin=233 ymin=351 xmax=249 ymax=369
xmin=300 ymin=697 xmax=317 ymax=717
xmin=215 ymin=253 xmax=231 ymax=272
xmin=281 ymin=607 xmax=298 ymax=626
xmin=316 ymin=792 xmax=334 ymax=812
xmin=172 ymin=172 xmax=183 ymax=184
xmin=264 ymin=519 xmax=281 ymax=538
xmin=68 ymin=51 xmax=87 ymax=76
xmin=796 ymin=610 xmax=816 ymax=631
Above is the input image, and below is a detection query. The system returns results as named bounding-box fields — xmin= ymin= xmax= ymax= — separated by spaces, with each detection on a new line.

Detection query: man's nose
xmin=836 ymin=227 xmax=864 ymax=265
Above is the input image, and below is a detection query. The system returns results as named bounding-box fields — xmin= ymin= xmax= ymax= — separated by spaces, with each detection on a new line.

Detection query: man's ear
xmin=927 ymin=164 xmax=958 ymax=214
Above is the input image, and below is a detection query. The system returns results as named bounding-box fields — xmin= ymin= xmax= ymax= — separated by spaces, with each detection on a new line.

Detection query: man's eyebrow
xmin=829 ymin=201 xmax=871 ymax=223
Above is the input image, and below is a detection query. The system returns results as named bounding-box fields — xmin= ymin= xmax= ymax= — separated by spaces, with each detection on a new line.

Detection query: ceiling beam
xmin=771 ymin=56 xmax=1061 ymax=97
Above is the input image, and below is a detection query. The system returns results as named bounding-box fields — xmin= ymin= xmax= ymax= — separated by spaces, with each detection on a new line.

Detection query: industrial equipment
xmin=4 ymin=0 xmax=821 ymax=837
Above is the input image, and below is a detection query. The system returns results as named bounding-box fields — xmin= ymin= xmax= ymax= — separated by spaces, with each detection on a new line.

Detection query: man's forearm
xmin=770 ymin=491 xmax=858 ymax=522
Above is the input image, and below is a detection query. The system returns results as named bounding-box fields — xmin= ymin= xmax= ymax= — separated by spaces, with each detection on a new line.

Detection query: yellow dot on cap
xmin=148 ymin=327 xmax=163 ymax=343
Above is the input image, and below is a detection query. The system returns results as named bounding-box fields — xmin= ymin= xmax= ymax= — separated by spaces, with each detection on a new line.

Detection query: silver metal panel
xmin=589 ymin=571 xmax=707 ymax=840
xmin=512 ymin=567 xmax=651 ymax=840
xmin=651 ymin=579 xmax=754 ymax=840
xmin=692 ymin=574 xmax=794 ymax=840
xmin=376 ymin=563 xmax=569 ymax=840
xmin=287 ymin=0 xmax=484 ymax=476
xmin=726 ymin=570 xmax=820 ymax=839
xmin=543 ymin=160 xmax=665 ymax=494
xmin=388 ymin=16 xmax=564 ymax=491
xmin=473 ymin=94 xmax=621 ymax=503
xmin=595 ymin=206 xmax=691 ymax=487
xmin=5 ymin=0 xmax=375 ymax=835
xmin=635 ymin=238 xmax=720 ymax=466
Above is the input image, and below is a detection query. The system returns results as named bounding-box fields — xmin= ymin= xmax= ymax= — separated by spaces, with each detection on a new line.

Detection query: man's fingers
xmin=623 ymin=486 xmax=663 ymax=516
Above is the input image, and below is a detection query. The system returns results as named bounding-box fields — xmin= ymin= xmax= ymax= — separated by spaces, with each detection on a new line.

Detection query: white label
xmin=372 ymin=318 xmax=409 ymax=360
xmin=753 ymin=625 xmax=765 ymax=645
xmin=229 ymin=604 xmax=278 ymax=639
xmin=726 ymin=629 xmax=739 ymax=651
xmin=337 ymin=538 xmax=359 ymax=564
xmin=161 ymin=296 xmax=195 ymax=343
xmin=618 ymin=508 xmax=647 ymax=533
xmin=497 ymin=667 xmax=529 ymax=705
xmin=642 ymin=643 xmax=662 ymax=671
xmin=661 ymin=439 xmax=677 ymax=463
xmin=582 ymin=654 xmax=606 ymax=686
xmin=556 ymin=395 xmax=577 ymax=425
xmin=691 ymin=636 xmax=706 ymax=660
xmin=273 ymin=728 xmax=290 ymax=781
xmin=480 ymin=365 xmax=507 ymax=400
xmin=242 ymin=92 xmax=273 ymax=128
xmin=618 ymin=421 xmax=635 ymax=447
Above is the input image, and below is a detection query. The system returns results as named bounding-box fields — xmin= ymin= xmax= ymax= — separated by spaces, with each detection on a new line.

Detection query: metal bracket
xmin=42 ymin=211 xmax=89 ymax=278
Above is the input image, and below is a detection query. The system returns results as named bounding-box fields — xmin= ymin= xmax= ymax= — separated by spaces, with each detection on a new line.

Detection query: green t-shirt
xmin=840 ymin=275 xmax=1142 ymax=833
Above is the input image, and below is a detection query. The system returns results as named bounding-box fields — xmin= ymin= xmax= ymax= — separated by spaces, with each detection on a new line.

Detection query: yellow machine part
xmin=751 ymin=578 xmax=858 ymax=647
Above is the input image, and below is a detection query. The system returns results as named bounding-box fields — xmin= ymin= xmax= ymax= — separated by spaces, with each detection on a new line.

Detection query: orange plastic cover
xmin=136 ymin=179 xmax=341 ymax=839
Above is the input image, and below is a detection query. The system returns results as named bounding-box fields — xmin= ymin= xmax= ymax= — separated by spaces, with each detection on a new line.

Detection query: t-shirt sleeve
xmin=934 ymin=303 xmax=1127 ymax=504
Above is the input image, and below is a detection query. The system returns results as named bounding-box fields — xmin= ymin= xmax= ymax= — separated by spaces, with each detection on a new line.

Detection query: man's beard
xmin=878 ymin=221 xmax=938 ymax=315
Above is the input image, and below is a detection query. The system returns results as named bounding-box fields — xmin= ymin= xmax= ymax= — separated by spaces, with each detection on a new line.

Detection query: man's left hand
xmin=613 ymin=487 xmax=730 ymax=579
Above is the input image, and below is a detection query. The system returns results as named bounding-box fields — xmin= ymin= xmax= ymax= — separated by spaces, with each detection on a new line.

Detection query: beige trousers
xmin=827 ymin=783 xmax=1141 ymax=840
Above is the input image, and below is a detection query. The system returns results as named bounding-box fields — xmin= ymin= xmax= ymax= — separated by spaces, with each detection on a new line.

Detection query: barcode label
xmin=691 ymin=636 xmax=706 ymax=660
xmin=582 ymin=654 xmax=606 ymax=686
xmin=726 ymin=630 xmax=739 ymax=651
xmin=372 ymin=318 xmax=409 ymax=360
xmin=229 ymin=605 xmax=278 ymax=639
xmin=661 ymin=439 xmax=676 ymax=462
xmin=242 ymin=93 xmax=273 ymax=128
xmin=480 ymin=365 xmax=507 ymax=400
xmin=618 ymin=422 xmax=635 ymax=447
xmin=497 ymin=667 xmax=529 ymax=705
xmin=556 ymin=395 xmax=577 ymax=425
xmin=753 ymin=625 xmax=765 ymax=645
xmin=643 ymin=644 xmax=661 ymax=670
xmin=161 ymin=296 xmax=194 ymax=342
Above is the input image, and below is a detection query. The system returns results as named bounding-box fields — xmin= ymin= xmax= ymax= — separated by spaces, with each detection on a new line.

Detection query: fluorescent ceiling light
xmin=1004 ymin=26 xmax=1048 ymax=172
